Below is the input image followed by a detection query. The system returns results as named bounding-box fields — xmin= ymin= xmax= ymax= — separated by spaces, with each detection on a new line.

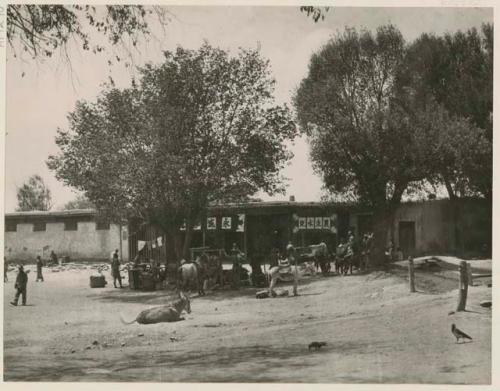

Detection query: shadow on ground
xmin=5 ymin=340 xmax=367 ymax=382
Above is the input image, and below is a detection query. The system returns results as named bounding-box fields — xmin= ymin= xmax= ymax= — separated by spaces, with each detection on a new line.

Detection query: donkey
xmin=120 ymin=291 xmax=191 ymax=324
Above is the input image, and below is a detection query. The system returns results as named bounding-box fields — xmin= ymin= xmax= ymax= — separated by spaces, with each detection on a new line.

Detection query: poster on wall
xmin=315 ymin=217 xmax=323 ymax=229
xmin=323 ymin=218 xmax=331 ymax=229
xmin=207 ymin=217 xmax=217 ymax=230
xmin=298 ymin=217 xmax=306 ymax=229
xmin=236 ymin=214 xmax=245 ymax=232
xmin=307 ymin=217 xmax=315 ymax=229
xmin=222 ymin=217 xmax=232 ymax=230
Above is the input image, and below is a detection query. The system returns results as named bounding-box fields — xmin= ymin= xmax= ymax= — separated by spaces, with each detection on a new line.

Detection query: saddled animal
xmin=299 ymin=242 xmax=331 ymax=276
xmin=120 ymin=292 xmax=191 ymax=324
xmin=178 ymin=260 xmax=206 ymax=296
xmin=335 ymin=243 xmax=352 ymax=275
xmin=335 ymin=243 xmax=362 ymax=275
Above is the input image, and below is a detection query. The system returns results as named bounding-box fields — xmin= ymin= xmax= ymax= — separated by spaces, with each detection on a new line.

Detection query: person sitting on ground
xmin=11 ymin=265 xmax=28 ymax=306
xmin=36 ymin=255 xmax=44 ymax=282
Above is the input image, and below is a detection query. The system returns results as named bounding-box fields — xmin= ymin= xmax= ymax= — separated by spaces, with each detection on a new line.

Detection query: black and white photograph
xmin=1 ymin=1 xmax=496 ymax=386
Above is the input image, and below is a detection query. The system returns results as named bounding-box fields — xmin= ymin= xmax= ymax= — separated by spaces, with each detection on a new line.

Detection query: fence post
xmin=467 ymin=262 xmax=473 ymax=286
xmin=408 ymin=256 xmax=416 ymax=293
xmin=457 ymin=260 xmax=468 ymax=311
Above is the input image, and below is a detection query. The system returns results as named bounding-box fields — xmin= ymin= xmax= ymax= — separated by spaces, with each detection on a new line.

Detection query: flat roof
xmin=5 ymin=209 xmax=96 ymax=218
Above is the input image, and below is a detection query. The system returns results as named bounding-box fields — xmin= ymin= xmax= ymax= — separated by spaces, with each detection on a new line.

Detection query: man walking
xmin=4 ymin=257 xmax=8 ymax=282
xmin=11 ymin=265 xmax=28 ymax=306
xmin=36 ymin=255 xmax=44 ymax=282
xmin=111 ymin=249 xmax=123 ymax=288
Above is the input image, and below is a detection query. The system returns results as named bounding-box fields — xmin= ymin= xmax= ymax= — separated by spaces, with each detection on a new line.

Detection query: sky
xmin=5 ymin=6 xmax=493 ymax=212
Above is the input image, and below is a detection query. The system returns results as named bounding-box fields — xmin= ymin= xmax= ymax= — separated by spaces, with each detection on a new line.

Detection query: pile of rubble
xmin=48 ymin=263 xmax=111 ymax=273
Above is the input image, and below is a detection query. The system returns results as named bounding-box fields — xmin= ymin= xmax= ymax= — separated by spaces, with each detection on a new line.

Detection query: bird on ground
xmin=451 ymin=324 xmax=472 ymax=343
xmin=308 ymin=341 xmax=327 ymax=351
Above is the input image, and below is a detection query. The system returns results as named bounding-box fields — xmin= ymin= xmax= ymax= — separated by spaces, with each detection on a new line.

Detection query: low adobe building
xmin=4 ymin=209 xmax=129 ymax=262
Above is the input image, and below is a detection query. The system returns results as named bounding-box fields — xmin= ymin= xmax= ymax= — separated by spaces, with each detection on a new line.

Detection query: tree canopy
xmin=47 ymin=43 xmax=296 ymax=259
xmin=294 ymin=24 xmax=491 ymax=262
xmin=401 ymin=24 xmax=493 ymax=199
xmin=16 ymin=175 xmax=52 ymax=211
xmin=7 ymin=5 xmax=170 ymax=71
xmin=62 ymin=194 xmax=95 ymax=210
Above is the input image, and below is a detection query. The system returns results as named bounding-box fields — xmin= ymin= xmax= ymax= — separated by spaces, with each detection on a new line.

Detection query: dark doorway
xmin=398 ymin=221 xmax=416 ymax=258
xmin=357 ymin=214 xmax=373 ymax=236
xmin=246 ymin=214 xmax=289 ymax=262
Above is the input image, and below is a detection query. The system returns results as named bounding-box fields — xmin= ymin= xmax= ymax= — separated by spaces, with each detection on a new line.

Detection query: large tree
xmin=16 ymin=175 xmax=52 ymax=211
xmin=48 ymin=43 xmax=296 ymax=260
xmin=294 ymin=25 xmax=482 ymax=264
xmin=401 ymin=24 xmax=493 ymax=199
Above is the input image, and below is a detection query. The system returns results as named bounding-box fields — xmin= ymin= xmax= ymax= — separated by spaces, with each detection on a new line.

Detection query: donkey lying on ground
xmin=120 ymin=292 xmax=191 ymax=324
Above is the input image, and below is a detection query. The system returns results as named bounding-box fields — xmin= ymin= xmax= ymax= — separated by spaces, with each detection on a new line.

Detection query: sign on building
xmin=236 ymin=214 xmax=245 ymax=232
xmin=222 ymin=217 xmax=232 ymax=230
xmin=207 ymin=217 xmax=217 ymax=230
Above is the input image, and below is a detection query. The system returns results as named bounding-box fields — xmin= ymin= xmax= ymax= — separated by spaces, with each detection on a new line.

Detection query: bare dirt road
xmin=3 ymin=263 xmax=491 ymax=383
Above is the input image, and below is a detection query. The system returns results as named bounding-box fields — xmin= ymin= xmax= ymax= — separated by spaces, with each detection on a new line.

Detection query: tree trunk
xmin=443 ymin=176 xmax=456 ymax=200
xmin=182 ymin=221 xmax=194 ymax=261
xmin=371 ymin=207 xmax=392 ymax=266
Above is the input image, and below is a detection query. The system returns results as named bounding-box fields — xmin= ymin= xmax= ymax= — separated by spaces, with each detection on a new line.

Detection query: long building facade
xmin=4 ymin=209 xmax=129 ymax=262
xmin=128 ymin=198 xmax=492 ymax=264
xmin=4 ymin=198 xmax=490 ymax=264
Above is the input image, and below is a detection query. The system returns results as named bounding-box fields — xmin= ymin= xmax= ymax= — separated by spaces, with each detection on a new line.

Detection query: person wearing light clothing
xmin=268 ymin=242 xmax=298 ymax=297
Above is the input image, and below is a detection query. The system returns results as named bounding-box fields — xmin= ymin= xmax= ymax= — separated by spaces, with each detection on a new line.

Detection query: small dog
xmin=308 ymin=341 xmax=327 ymax=351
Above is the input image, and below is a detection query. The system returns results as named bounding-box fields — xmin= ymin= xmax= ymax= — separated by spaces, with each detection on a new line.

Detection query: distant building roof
xmin=5 ymin=209 xmax=97 ymax=218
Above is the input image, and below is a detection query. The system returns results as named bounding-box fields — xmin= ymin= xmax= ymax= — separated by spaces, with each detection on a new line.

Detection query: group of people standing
xmin=336 ymin=231 xmax=374 ymax=272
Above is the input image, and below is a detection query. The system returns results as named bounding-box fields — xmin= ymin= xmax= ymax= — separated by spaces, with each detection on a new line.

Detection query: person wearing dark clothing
xmin=36 ymin=256 xmax=44 ymax=282
xmin=11 ymin=265 xmax=28 ymax=306
xmin=111 ymin=250 xmax=122 ymax=288
xmin=50 ymin=250 xmax=58 ymax=266
xmin=230 ymin=243 xmax=244 ymax=289
xmin=4 ymin=257 xmax=8 ymax=282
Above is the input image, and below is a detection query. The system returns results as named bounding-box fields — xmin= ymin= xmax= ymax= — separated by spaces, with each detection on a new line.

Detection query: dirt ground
xmin=3 ymin=260 xmax=492 ymax=383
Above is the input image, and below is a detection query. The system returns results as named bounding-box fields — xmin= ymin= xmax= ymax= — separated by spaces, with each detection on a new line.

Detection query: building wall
xmin=5 ymin=221 xmax=129 ymax=262
xmin=392 ymin=201 xmax=455 ymax=255
xmin=391 ymin=199 xmax=491 ymax=257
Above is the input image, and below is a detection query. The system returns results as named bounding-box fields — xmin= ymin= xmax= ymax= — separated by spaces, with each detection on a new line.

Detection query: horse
xmin=178 ymin=259 xmax=206 ymax=296
xmin=120 ymin=291 xmax=191 ymax=324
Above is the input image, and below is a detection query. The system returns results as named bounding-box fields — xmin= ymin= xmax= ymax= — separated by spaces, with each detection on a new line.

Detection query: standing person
xmin=268 ymin=242 xmax=299 ymax=298
xmin=4 ymin=256 xmax=8 ymax=282
xmin=36 ymin=256 xmax=44 ymax=282
xmin=286 ymin=242 xmax=299 ymax=296
xmin=361 ymin=233 xmax=373 ymax=270
xmin=50 ymin=250 xmax=58 ymax=266
xmin=230 ymin=243 xmax=244 ymax=289
xmin=10 ymin=265 xmax=28 ymax=306
xmin=111 ymin=249 xmax=123 ymax=288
